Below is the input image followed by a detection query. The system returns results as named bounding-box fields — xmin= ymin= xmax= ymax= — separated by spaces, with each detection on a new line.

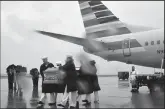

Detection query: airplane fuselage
xmin=84 ymin=28 xmax=164 ymax=68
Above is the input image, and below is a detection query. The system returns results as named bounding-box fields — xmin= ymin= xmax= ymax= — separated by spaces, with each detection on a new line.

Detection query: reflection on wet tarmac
xmin=94 ymin=102 xmax=100 ymax=108
xmin=1 ymin=77 xmax=164 ymax=108
xmin=131 ymin=88 xmax=164 ymax=108
xmin=118 ymin=79 xmax=130 ymax=89
xmin=84 ymin=104 xmax=92 ymax=109
xmin=7 ymin=90 xmax=26 ymax=108
xmin=49 ymin=105 xmax=57 ymax=109
xmin=30 ymin=87 xmax=39 ymax=107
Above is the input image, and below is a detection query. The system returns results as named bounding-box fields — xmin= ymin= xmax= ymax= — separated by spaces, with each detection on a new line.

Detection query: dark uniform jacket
xmin=6 ymin=64 xmax=15 ymax=82
xmin=30 ymin=68 xmax=39 ymax=79
xmin=62 ymin=62 xmax=77 ymax=92
xmin=40 ymin=62 xmax=54 ymax=81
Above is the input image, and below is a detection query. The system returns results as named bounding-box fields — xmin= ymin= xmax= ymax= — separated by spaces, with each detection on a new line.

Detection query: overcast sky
xmin=1 ymin=1 xmax=164 ymax=75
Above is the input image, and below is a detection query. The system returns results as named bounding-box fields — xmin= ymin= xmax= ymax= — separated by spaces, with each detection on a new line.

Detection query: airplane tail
xmin=78 ymin=1 xmax=131 ymax=38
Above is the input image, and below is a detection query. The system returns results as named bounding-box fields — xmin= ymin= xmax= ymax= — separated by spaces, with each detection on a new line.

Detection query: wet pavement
xmin=1 ymin=76 xmax=164 ymax=108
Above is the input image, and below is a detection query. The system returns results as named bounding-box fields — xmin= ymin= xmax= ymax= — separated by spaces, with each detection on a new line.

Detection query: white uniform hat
xmin=56 ymin=61 xmax=62 ymax=66
xmin=41 ymin=56 xmax=48 ymax=60
xmin=56 ymin=61 xmax=62 ymax=64
xmin=67 ymin=55 xmax=72 ymax=58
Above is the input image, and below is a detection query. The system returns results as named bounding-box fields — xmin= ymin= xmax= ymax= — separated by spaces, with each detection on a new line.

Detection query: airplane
xmin=36 ymin=1 xmax=164 ymax=69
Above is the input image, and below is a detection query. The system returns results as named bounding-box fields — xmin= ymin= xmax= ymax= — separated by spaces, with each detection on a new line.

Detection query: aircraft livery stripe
xmin=83 ymin=16 xmax=119 ymax=27
xmin=84 ymin=18 xmax=100 ymax=27
xmin=78 ymin=1 xmax=131 ymax=37
xmin=80 ymin=1 xmax=120 ymax=28
xmin=83 ymin=10 xmax=112 ymax=21
xmin=88 ymin=1 xmax=102 ymax=7
xmin=78 ymin=1 xmax=89 ymax=4
xmin=97 ymin=16 xmax=119 ymax=24
xmin=95 ymin=39 xmax=142 ymax=52
xmin=86 ymin=27 xmax=131 ymax=38
xmin=95 ymin=47 xmax=145 ymax=56
xmin=79 ymin=2 xmax=90 ymax=10
xmin=81 ymin=7 xmax=93 ymax=16
xmin=83 ymin=13 xmax=96 ymax=21
xmin=91 ymin=4 xmax=108 ymax=12
xmin=85 ymin=21 xmax=125 ymax=33
xmin=109 ymin=39 xmax=141 ymax=50
xmin=81 ymin=2 xmax=110 ymax=17
xmin=94 ymin=10 xmax=114 ymax=18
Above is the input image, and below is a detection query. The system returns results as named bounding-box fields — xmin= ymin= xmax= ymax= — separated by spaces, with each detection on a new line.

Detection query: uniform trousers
xmin=60 ymin=85 xmax=77 ymax=107
xmin=39 ymin=93 xmax=57 ymax=103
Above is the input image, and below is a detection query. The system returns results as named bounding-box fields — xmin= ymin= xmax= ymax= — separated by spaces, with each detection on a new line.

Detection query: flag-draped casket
xmin=42 ymin=67 xmax=66 ymax=93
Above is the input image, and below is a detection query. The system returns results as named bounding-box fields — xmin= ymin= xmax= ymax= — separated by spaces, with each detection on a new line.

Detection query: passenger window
xmin=145 ymin=42 xmax=148 ymax=46
xmin=157 ymin=40 xmax=160 ymax=44
xmin=151 ymin=41 xmax=154 ymax=45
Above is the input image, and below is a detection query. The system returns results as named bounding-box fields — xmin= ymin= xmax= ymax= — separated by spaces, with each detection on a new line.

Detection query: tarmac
xmin=0 ymin=76 xmax=164 ymax=108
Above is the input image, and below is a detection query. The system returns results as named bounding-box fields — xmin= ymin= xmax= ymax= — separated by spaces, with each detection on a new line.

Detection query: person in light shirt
xmin=130 ymin=66 xmax=139 ymax=90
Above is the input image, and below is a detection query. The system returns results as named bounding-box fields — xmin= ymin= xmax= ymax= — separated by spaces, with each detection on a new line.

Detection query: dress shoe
xmin=38 ymin=101 xmax=44 ymax=105
xmin=70 ymin=106 xmax=75 ymax=109
xmin=82 ymin=101 xmax=91 ymax=106
xmin=82 ymin=100 xmax=88 ymax=102
xmin=48 ymin=102 xmax=56 ymax=106
xmin=57 ymin=104 xmax=65 ymax=107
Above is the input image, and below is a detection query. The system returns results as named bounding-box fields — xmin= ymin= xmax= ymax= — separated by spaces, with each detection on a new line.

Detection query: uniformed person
xmin=38 ymin=57 xmax=57 ymax=106
xmin=58 ymin=56 xmax=78 ymax=109
xmin=76 ymin=60 xmax=93 ymax=106
xmin=89 ymin=60 xmax=100 ymax=103
xmin=81 ymin=60 xmax=101 ymax=105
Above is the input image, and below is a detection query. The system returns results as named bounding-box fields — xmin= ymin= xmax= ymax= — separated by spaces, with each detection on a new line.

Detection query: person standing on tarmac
xmin=30 ymin=68 xmax=39 ymax=88
xmin=58 ymin=55 xmax=78 ymax=109
xmin=6 ymin=64 xmax=16 ymax=92
xmin=76 ymin=60 xmax=93 ymax=106
xmin=89 ymin=60 xmax=100 ymax=103
xmin=82 ymin=60 xmax=101 ymax=105
xmin=130 ymin=66 xmax=139 ymax=91
xmin=38 ymin=57 xmax=57 ymax=106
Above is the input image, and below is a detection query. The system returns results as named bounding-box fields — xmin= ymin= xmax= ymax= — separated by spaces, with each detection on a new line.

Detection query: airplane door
xmin=122 ymin=38 xmax=131 ymax=57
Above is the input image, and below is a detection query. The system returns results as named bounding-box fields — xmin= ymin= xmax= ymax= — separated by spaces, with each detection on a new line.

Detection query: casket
xmin=43 ymin=68 xmax=66 ymax=84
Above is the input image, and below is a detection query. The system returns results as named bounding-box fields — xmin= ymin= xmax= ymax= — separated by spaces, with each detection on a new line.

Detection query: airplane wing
xmin=36 ymin=30 xmax=85 ymax=46
xmin=36 ymin=30 xmax=108 ymax=52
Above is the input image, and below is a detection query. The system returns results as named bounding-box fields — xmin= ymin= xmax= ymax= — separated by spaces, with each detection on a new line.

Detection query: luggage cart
xmin=131 ymin=59 xmax=164 ymax=93
xmin=118 ymin=71 xmax=129 ymax=80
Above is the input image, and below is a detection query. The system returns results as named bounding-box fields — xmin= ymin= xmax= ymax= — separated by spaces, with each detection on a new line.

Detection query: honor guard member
xmin=38 ymin=57 xmax=57 ymax=106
